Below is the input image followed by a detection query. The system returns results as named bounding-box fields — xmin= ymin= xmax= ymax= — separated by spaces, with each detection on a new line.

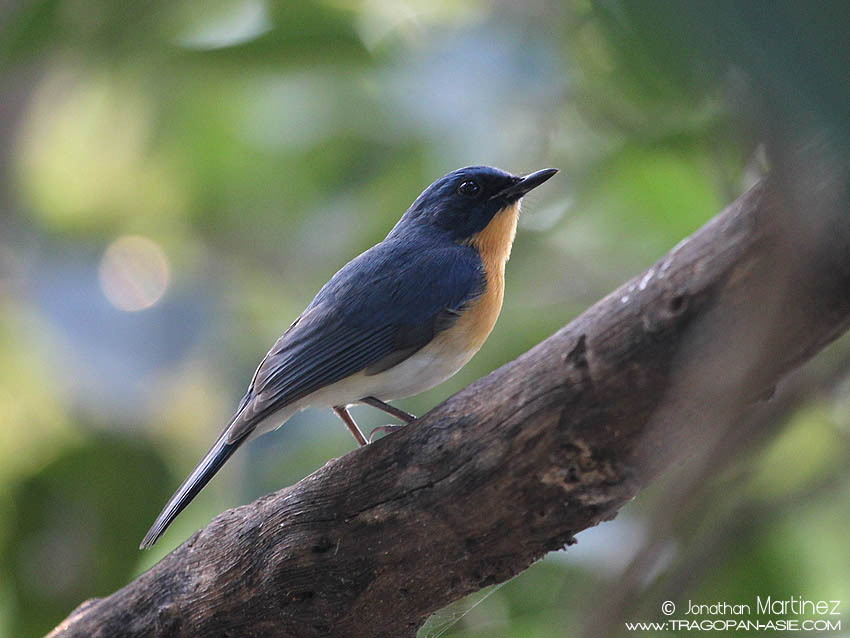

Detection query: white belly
xmin=249 ymin=339 xmax=477 ymax=437
xmin=354 ymin=341 xmax=477 ymax=401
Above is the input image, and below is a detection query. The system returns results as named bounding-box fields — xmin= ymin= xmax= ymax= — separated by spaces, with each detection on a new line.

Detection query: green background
xmin=0 ymin=1 xmax=848 ymax=636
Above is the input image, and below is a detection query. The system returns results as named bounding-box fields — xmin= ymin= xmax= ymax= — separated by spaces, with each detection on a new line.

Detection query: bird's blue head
xmin=389 ymin=166 xmax=558 ymax=242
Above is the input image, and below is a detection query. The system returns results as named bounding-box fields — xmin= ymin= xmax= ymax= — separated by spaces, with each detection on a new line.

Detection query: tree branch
xmin=49 ymin=159 xmax=850 ymax=637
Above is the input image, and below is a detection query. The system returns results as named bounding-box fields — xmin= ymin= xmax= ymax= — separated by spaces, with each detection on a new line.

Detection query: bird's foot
xmin=359 ymin=396 xmax=416 ymax=422
xmin=368 ymin=424 xmax=408 ymax=443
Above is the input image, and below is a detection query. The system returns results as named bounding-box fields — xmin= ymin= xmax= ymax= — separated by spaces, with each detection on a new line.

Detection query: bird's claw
xmin=368 ymin=424 xmax=408 ymax=443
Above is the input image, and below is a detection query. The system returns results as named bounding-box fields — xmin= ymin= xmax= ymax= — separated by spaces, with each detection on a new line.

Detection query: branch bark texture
xmin=50 ymin=164 xmax=850 ymax=637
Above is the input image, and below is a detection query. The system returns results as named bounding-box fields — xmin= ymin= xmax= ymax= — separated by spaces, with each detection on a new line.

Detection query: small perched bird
xmin=140 ymin=165 xmax=558 ymax=549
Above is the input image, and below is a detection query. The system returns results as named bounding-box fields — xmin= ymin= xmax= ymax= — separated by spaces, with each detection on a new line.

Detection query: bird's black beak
xmin=493 ymin=168 xmax=559 ymax=200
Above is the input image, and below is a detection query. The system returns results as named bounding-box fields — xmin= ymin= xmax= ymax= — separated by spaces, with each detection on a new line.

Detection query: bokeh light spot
xmin=98 ymin=236 xmax=170 ymax=312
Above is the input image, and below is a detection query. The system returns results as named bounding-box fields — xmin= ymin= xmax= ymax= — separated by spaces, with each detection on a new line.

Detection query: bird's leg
xmin=359 ymin=396 xmax=416 ymax=422
xmin=359 ymin=396 xmax=416 ymax=442
xmin=333 ymin=406 xmax=367 ymax=447
xmin=367 ymin=424 xmax=407 ymax=443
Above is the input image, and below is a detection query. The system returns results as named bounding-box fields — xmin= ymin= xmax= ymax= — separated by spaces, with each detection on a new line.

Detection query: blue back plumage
xmin=226 ymin=233 xmax=485 ymax=439
xmin=309 ymin=235 xmax=484 ymax=327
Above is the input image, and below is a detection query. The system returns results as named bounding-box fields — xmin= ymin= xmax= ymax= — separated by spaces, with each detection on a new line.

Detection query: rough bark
xmin=49 ymin=162 xmax=850 ymax=637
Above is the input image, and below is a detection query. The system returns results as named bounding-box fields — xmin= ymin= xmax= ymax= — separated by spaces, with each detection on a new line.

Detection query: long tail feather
xmin=140 ymin=433 xmax=243 ymax=549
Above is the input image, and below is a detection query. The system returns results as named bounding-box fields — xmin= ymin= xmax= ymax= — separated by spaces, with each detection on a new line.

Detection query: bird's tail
xmin=139 ymin=432 xmax=243 ymax=549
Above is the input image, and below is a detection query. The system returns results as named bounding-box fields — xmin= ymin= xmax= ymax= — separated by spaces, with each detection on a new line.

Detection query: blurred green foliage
xmin=0 ymin=435 xmax=172 ymax=638
xmin=0 ymin=1 xmax=848 ymax=637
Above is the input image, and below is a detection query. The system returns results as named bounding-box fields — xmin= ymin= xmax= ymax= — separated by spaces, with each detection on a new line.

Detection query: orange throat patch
xmin=455 ymin=201 xmax=521 ymax=351
xmin=469 ymin=200 xmax=521 ymax=279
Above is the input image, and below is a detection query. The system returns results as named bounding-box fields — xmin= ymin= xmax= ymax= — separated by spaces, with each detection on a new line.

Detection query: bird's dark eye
xmin=457 ymin=180 xmax=480 ymax=197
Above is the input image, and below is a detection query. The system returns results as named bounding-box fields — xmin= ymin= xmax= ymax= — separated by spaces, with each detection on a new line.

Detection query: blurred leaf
xmin=0 ymin=434 xmax=173 ymax=638
xmin=750 ymin=407 xmax=848 ymax=498
xmin=581 ymin=142 xmax=723 ymax=258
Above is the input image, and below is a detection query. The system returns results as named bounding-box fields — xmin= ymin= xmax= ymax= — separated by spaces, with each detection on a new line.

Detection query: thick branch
xmin=50 ymin=164 xmax=850 ymax=637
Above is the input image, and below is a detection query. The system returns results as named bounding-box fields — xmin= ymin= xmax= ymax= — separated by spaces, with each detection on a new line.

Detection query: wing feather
xmin=225 ymin=239 xmax=484 ymax=442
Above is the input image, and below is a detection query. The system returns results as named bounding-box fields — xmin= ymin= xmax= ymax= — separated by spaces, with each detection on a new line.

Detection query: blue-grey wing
xmin=225 ymin=239 xmax=484 ymax=443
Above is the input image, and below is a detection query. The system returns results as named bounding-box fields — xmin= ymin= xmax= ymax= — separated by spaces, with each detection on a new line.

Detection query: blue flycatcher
xmin=141 ymin=165 xmax=558 ymax=549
